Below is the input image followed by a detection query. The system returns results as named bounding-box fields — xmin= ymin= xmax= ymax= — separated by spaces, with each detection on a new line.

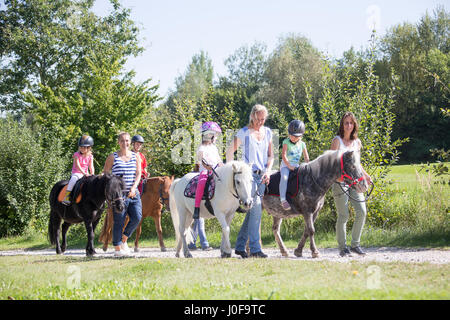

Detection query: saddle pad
xmin=184 ymin=174 xmax=215 ymax=200
xmin=57 ymin=184 xmax=82 ymax=204
xmin=266 ymin=169 xmax=300 ymax=198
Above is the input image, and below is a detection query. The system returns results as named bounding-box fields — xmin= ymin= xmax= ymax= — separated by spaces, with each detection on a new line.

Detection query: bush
xmin=0 ymin=117 xmax=67 ymax=236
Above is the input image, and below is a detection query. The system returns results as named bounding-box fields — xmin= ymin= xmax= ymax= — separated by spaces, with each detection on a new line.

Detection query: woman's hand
xmin=128 ymin=186 xmax=137 ymax=198
xmin=262 ymin=173 xmax=270 ymax=185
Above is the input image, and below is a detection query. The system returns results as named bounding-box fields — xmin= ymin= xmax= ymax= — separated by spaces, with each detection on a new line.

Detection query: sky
xmin=91 ymin=0 xmax=448 ymax=99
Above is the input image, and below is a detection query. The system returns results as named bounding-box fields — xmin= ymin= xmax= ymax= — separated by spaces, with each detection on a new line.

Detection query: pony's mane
xmin=306 ymin=149 xmax=341 ymax=167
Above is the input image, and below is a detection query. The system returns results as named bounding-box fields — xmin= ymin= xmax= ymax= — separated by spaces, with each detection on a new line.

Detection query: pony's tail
xmin=169 ymin=178 xmax=181 ymax=244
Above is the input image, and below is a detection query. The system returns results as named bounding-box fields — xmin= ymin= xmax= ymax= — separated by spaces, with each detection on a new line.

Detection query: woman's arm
xmin=102 ymin=154 xmax=114 ymax=174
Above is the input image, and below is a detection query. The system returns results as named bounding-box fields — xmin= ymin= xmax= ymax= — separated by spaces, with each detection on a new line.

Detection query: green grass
xmin=0 ymin=255 xmax=448 ymax=300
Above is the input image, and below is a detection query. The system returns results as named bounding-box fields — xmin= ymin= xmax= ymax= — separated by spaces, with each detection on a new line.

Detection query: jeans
xmin=112 ymin=192 xmax=142 ymax=246
xmin=235 ymin=172 xmax=266 ymax=253
xmin=188 ymin=218 xmax=209 ymax=249
xmin=332 ymin=183 xmax=367 ymax=250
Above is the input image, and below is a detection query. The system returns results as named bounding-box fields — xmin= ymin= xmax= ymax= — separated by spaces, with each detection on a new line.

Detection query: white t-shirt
xmin=197 ymin=143 xmax=222 ymax=172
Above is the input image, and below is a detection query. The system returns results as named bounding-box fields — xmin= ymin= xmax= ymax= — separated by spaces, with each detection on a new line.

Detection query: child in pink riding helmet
xmin=193 ymin=121 xmax=223 ymax=219
xmin=62 ymin=135 xmax=95 ymax=206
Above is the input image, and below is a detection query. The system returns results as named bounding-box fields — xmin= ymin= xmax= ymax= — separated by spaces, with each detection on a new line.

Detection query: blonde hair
xmin=117 ymin=132 xmax=130 ymax=141
xmin=248 ymin=104 xmax=268 ymax=127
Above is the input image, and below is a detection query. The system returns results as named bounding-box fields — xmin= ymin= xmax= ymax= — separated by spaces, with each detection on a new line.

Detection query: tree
xmin=258 ymin=34 xmax=325 ymax=113
xmin=378 ymin=6 xmax=449 ymax=162
xmin=166 ymin=50 xmax=214 ymax=106
xmin=0 ymin=0 xmax=143 ymax=113
xmin=25 ymin=53 xmax=160 ymax=168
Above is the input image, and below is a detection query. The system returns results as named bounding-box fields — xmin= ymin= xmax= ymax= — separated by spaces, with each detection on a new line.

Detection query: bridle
xmin=158 ymin=178 xmax=170 ymax=206
xmin=335 ymin=153 xmax=374 ymax=202
xmin=339 ymin=154 xmax=366 ymax=188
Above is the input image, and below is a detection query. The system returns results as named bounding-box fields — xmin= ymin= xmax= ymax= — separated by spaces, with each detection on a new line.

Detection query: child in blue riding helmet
xmin=280 ymin=120 xmax=309 ymax=210
xmin=62 ymin=135 xmax=95 ymax=206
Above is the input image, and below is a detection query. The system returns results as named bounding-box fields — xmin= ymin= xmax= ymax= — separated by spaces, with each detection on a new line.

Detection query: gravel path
xmin=1 ymin=246 xmax=449 ymax=264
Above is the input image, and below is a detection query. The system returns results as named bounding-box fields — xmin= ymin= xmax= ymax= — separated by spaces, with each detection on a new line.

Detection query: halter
xmin=158 ymin=178 xmax=170 ymax=205
xmin=336 ymin=153 xmax=374 ymax=202
xmin=339 ymin=153 xmax=365 ymax=187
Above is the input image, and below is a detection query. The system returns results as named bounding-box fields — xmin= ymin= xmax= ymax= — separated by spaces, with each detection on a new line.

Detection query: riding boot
xmin=62 ymin=191 xmax=71 ymax=206
xmin=193 ymin=207 xmax=200 ymax=220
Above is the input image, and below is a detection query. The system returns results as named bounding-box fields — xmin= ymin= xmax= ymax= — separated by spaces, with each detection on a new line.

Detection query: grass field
xmin=0 ymin=163 xmax=448 ymax=301
xmin=1 ymin=255 xmax=448 ymax=300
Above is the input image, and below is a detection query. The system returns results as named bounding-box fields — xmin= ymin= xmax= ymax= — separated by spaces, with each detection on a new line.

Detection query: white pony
xmin=170 ymin=161 xmax=254 ymax=258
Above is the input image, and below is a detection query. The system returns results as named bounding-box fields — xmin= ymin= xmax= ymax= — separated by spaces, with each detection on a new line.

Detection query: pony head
xmin=231 ymin=161 xmax=254 ymax=210
xmin=104 ymin=174 xmax=126 ymax=213
xmin=341 ymin=151 xmax=368 ymax=193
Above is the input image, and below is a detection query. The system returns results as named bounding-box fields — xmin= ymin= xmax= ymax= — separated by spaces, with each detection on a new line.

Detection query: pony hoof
xmin=312 ymin=251 xmax=320 ymax=258
xmin=134 ymin=247 xmax=140 ymax=253
xmin=160 ymin=247 xmax=167 ymax=252
xmin=175 ymin=253 xmax=180 ymax=258
xmin=294 ymin=249 xmax=302 ymax=257
xmin=221 ymin=252 xmax=231 ymax=258
xmin=281 ymin=252 xmax=289 ymax=258
xmin=102 ymin=246 xmax=108 ymax=252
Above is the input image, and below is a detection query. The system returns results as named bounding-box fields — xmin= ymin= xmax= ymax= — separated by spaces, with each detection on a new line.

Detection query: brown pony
xmin=99 ymin=176 xmax=174 ymax=252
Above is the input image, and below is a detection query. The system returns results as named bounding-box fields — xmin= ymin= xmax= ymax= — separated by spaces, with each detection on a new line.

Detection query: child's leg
xmin=67 ymin=173 xmax=83 ymax=192
xmin=193 ymin=170 xmax=208 ymax=219
xmin=62 ymin=173 xmax=83 ymax=205
xmin=279 ymin=167 xmax=291 ymax=210
xmin=279 ymin=167 xmax=290 ymax=202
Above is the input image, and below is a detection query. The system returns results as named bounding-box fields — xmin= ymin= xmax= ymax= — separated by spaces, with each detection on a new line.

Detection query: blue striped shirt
xmin=111 ymin=152 xmax=137 ymax=192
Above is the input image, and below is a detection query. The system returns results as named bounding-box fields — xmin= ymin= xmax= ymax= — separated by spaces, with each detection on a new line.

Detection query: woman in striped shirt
xmin=103 ymin=132 xmax=142 ymax=257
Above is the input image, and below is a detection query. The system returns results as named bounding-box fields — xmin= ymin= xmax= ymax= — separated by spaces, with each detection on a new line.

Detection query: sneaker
xmin=234 ymin=250 xmax=248 ymax=259
xmin=350 ymin=246 xmax=366 ymax=256
xmin=188 ymin=244 xmax=197 ymax=250
xmin=120 ymin=242 xmax=131 ymax=254
xmin=250 ymin=251 xmax=268 ymax=258
xmin=281 ymin=200 xmax=291 ymax=210
xmin=202 ymin=246 xmax=213 ymax=251
xmin=114 ymin=250 xmax=130 ymax=257
xmin=339 ymin=247 xmax=352 ymax=257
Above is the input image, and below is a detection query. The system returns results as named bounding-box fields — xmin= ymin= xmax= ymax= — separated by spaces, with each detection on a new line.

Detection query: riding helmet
xmin=78 ymin=135 xmax=94 ymax=147
xmin=201 ymin=121 xmax=222 ymax=134
xmin=288 ymin=120 xmax=305 ymax=137
xmin=131 ymin=134 xmax=145 ymax=144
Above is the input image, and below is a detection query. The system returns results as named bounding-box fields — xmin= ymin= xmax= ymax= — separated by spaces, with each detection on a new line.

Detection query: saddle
xmin=184 ymin=173 xmax=215 ymax=200
xmin=184 ymin=173 xmax=216 ymax=216
xmin=266 ymin=168 xmax=301 ymax=199
xmin=57 ymin=180 xmax=83 ymax=204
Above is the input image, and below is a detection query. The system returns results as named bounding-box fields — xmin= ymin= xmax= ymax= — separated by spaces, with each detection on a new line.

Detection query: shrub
xmin=0 ymin=117 xmax=67 ymax=236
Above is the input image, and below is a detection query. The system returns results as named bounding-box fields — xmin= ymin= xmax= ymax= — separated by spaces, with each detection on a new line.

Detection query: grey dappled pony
xmin=263 ymin=150 xmax=368 ymax=258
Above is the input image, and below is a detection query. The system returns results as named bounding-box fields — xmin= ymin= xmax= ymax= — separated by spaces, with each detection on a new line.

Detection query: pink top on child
xmin=72 ymin=152 xmax=93 ymax=174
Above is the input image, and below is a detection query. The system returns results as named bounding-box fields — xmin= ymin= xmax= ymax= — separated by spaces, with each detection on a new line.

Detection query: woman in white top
xmin=330 ymin=112 xmax=372 ymax=257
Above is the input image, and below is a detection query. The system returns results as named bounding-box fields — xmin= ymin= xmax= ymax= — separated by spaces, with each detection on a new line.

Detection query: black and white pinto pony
xmin=263 ymin=150 xmax=369 ymax=258
xmin=170 ymin=161 xmax=254 ymax=258
xmin=48 ymin=174 xmax=126 ymax=256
